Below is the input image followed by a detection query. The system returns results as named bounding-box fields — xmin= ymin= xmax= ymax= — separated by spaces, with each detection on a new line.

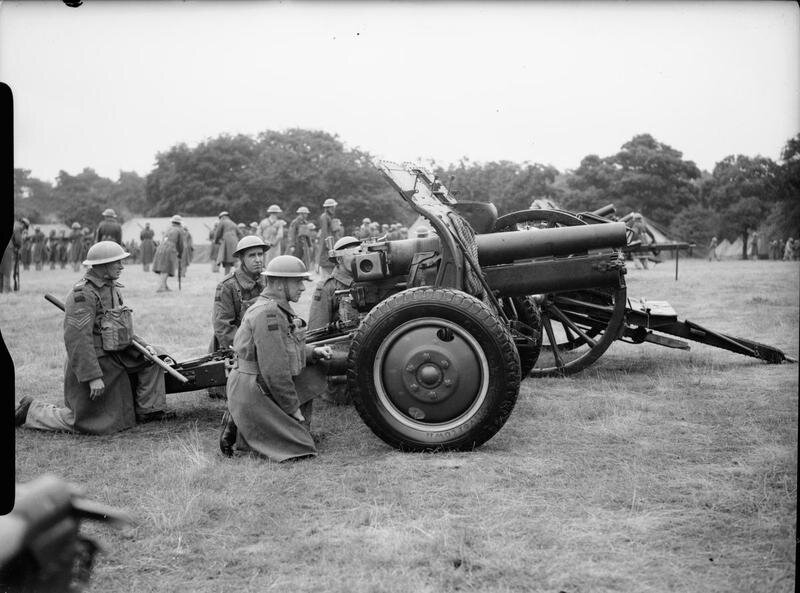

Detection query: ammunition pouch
xmin=100 ymin=306 xmax=134 ymax=351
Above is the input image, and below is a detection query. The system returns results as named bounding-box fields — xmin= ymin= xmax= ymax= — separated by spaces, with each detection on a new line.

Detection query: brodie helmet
xmin=233 ymin=235 xmax=270 ymax=257
xmin=296 ymin=206 xmax=310 ymax=214
xmin=322 ymin=198 xmax=337 ymax=208
xmin=264 ymin=255 xmax=311 ymax=279
xmin=102 ymin=208 xmax=117 ymax=218
xmin=267 ymin=204 xmax=282 ymax=214
xmin=82 ymin=241 xmax=130 ymax=266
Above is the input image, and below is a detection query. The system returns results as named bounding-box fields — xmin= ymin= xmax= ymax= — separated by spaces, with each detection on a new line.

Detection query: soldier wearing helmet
xmin=152 ymin=215 xmax=184 ymax=292
xmin=316 ymin=198 xmax=340 ymax=279
xmin=218 ymin=255 xmax=332 ymax=460
xmin=257 ymin=204 xmax=286 ymax=264
xmin=139 ymin=222 xmax=156 ymax=272
xmin=15 ymin=241 xmax=174 ymax=434
xmin=68 ymin=222 xmax=84 ymax=271
xmin=95 ymin=208 xmax=123 ymax=245
xmin=206 ymin=235 xmax=271 ymax=399
xmin=308 ymin=236 xmax=362 ymax=404
xmin=213 ymin=211 xmax=240 ymax=275
xmin=287 ymin=206 xmax=313 ymax=270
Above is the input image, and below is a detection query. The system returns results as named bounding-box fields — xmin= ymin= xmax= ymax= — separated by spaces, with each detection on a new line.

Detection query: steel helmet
xmin=362 ymin=217 xmax=371 ymax=224
xmin=249 ymin=222 xmax=258 ymax=228
xmin=170 ymin=214 xmax=183 ymax=224
xmin=237 ymin=222 xmax=246 ymax=229
xmin=267 ymin=204 xmax=282 ymax=214
xmin=233 ymin=235 xmax=270 ymax=257
xmin=296 ymin=206 xmax=310 ymax=214
xmin=218 ymin=211 xmax=230 ymax=218
xmin=82 ymin=241 xmax=130 ymax=266
xmin=264 ymin=255 xmax=311 ymax=279
xmin=322 ymin=198 xmax=337 ymax=208
xmin=330 ymin=235 xmax=361 ymax=262
xmin=102 ymin=208 xmax=117 ymax=218
xmin=306 ymin=222 xmax=316 ymax=230
xmin=333 ymin=236 xmax=361 ymax=251
xmin=71 ymin=222 xmax=81 ymax=229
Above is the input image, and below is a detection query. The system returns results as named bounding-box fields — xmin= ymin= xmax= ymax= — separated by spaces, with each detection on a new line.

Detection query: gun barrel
xmin=382 ymin=222 xmax=628 ymax=271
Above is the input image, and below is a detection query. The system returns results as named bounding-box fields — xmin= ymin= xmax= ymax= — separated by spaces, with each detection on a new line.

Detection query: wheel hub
xmin=401 ymin=349 xmax=458 ymax=403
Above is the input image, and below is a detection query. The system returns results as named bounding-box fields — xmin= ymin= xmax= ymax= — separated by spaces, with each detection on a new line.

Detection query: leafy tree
xmin=53 ymin=168 xmax=116 ymax=227
xmin=14 ymin=168 xmax=55 ymax=223
xmin=559 ymin=135 xmax=700 ymax=226
xmin=669 ymin=205 xmax=720 ymax=247
xmin=771 ymin=134 xmax=800 ymax=239
xmin=109 ymin=171 xmax=147 ymax=218
xmin=707 ymin=154 xmax=778 ymax=259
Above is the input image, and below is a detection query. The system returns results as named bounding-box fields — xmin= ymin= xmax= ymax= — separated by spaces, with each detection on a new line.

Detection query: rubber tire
xmin=347 ymin=287 xmax=521 ymax=452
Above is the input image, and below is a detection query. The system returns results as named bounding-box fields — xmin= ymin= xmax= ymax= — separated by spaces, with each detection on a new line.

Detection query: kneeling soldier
xmin=15 ymin=241 xmax=174 ymax=434
xmin=219 ymin=255 xmax=331 ymax=461
xmin=207 ymin=235 xmax=271 ymax=399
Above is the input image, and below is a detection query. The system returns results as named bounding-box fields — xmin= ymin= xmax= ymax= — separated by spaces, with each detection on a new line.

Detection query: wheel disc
xmin=374 ymin=318 xmax=489 ymax=430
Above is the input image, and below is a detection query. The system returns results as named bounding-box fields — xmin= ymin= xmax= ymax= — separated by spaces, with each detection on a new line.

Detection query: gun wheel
xmin=494 ymin=209 xmax=627 ymax=377
xmin=347 ymin=287 xmax=521 ymax=452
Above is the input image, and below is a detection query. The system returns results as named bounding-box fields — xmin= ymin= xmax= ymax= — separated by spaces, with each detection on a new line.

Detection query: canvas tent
xmin=121 ymin=216 xmax=219 ymax=262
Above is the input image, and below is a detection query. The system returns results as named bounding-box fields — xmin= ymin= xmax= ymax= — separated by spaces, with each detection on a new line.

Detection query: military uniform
xmin=214 ymin=218 xmax=240 ymax=267
xmin=95 ymin=219 xmax=123 ymax=245
xmin=68 ymin=229 xmax=84 ymax=271
xmin=226 ymin=291 xmax=319 ymax=461
xmin=140 ymin=226 xmax=156 ymax=270
xmin=22 ymin=269 xmax=168 ymax=434
xmin=257 ymin=217 xmax=285 ymax=263
xmin=308 ymin=267 xmax=359 ymax=404
xmin=211 ymin=269 xmax=266 ymax=350
xmin=152 ymin=225 xmax=183 ymax=277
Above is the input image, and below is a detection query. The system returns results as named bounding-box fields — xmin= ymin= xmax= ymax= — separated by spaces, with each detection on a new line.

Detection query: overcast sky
xmin=1 ymin=1 xmax=798 ymax=183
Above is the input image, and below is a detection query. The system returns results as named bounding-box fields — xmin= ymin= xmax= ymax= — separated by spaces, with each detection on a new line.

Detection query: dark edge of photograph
xmin=0 ymin=81 xmax=14 ymax=514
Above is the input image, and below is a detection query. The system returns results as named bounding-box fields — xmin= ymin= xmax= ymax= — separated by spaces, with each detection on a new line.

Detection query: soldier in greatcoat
xmin=46 ymin=230 xmax=59 ymax=270
xmin=308 ymin=236 xmax=362 ymax=405
xmin=14 ymin=241 xmax=174 ymax=434
xmin=94 ymin=209 xmax=123 ymax=245
xmin=152 ymin=215 xmax=184 ymax=292
xmin=179 ymin=226 xmax=193 ymax=277
xmin=58 ymin=231 xmax=70 ymax=268
xmin=139 ymin=222 xmax=156 ymax=272
xmin=0 ymin=218 xmax=27 ymax=292
xmin=68 ymin=223 xmax=84 ymax=271
xmin=218 ymin=255 xmax=332 ymax=460
xmin=31 ymin=228 xmax=46 ymax=271
xmin=213 ymin=211 xmax=240 ymax=275
xmin=257 ymin=204 xmax=286 ymax=264
xmin=316 ymin=198 xmax=339 ymax=279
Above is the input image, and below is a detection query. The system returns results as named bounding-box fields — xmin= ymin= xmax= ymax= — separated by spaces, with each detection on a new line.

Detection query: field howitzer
xmin=0 ymin=475 xmax=132 ymax=593
xmin=491 ymin=203 xmax=796 ymax=375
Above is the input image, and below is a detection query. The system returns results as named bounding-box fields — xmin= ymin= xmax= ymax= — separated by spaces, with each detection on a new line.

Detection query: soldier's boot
xmin=219 ymin=411 xmax=237 ymax=457
xmin=15 ymin=396 xmax=33 ymax=426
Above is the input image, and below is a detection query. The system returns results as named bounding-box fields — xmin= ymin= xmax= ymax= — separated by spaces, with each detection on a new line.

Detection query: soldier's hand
xmin=88 ymin=378 xmax=105 ymax=400
xmin=291 ymin=409 xmax=305 ymax=423
xmin=313 ymin=346 xmax=333 ymax=361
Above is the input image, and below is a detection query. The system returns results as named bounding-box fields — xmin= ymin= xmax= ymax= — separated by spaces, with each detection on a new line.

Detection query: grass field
xmin=5 ymin=257 xmax=798 ymax=593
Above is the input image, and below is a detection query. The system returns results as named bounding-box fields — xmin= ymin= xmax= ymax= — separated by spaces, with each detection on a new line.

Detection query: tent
xmin=121 ymin=216 xmax=219 ymax=262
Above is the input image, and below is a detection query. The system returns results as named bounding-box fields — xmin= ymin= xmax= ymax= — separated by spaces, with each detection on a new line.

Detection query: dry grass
xmin=5 ymin=258 xmax=798 ymax=592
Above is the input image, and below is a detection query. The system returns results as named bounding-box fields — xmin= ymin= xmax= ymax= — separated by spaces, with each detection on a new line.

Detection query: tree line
xmin=14 ymin=129 xmax=800 ymax=253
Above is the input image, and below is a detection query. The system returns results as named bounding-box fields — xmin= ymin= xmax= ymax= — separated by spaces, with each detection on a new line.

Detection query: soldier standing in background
xmin=31 ymin=228 xmax=46 ymax=271
xmin=152 ymin=215 xmax=184 ymax=292
xmin=46 ymin=230 xmax=58 ymax=270
xmin=58 ymin=230 xmax=70 ymax=268
xmin=218 ymin=255 xmax=332 ymax=460
xmin=208 ymin=222 xmax=220 ymax=273
xmin=1 ymin=218 xmax=27 ymax=292
xmin=68 ymin=223 xmax=84 ymax=271
xmin=316 ymin=198 xmax=338 ymax=279
xmin=257 ymin=204 xmax=285 ymax=264
xmin=94 ymin=209 xmax=123 ymax=245
xmin=20 ymin=234 xmax=32 ymax=270
xmin=287 ymin=206 xmax=312 ymax=269
xmin=207 ymin=235 xmax=270 ymax=399
xmin=308 ymin=236 xmax=362 ymax=405
xmin=180 ymin=226 xmax=193 ymax=278
xmin=15 ymin=241 xmax=174 ymax=434
xmin=356 ymin=218 xmax=371 ymax=239
xmin=214 ymin=212 xmax=240 ymax=275
xmin=707 ymin=236 xmax=719 ymax=261
xmin=140 ymin=222 xmax=156 ymax=272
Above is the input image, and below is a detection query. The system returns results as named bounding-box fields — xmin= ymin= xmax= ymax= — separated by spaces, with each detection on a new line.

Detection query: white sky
xmin=1 ymin=1 xmax=798 ymax=183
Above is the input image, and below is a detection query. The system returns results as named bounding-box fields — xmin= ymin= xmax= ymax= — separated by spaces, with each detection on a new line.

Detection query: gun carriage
xmin=45 ymin=162 xmax=794 ymax=452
